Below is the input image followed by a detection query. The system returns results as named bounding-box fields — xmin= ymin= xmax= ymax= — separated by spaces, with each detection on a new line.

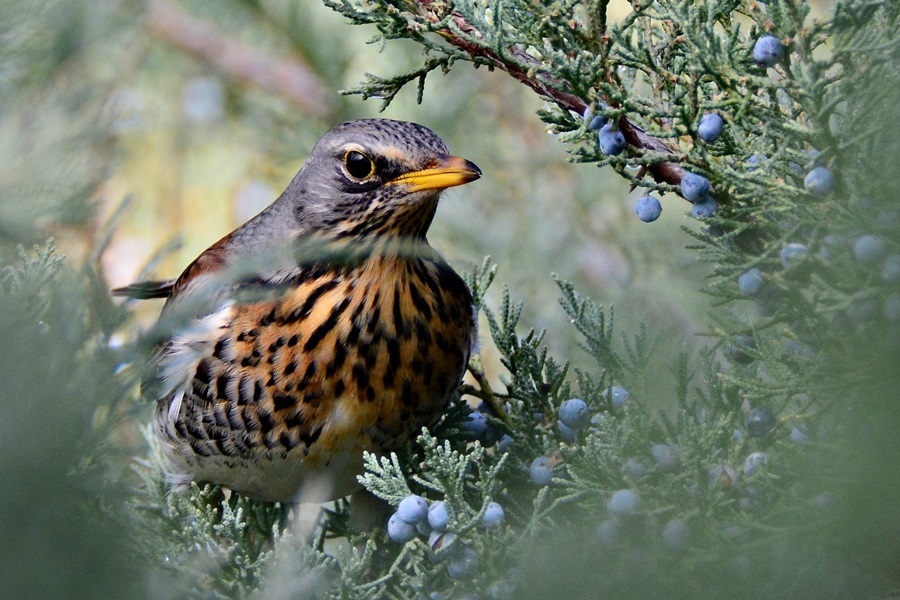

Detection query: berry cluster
xmin=386 ymin=493 xmax=507 ymax=581
xmin=461 ymin=401 xmax=513 ymax=450
xmin=531 ymin=387 xmax=633 ymax=468
xmin=734 ymin=195 xmax=898 ymax=350
xmin=592 ymin=399 xmax=795 ymax=552
xmin=580 ymin=33 xmax=872 ymax=233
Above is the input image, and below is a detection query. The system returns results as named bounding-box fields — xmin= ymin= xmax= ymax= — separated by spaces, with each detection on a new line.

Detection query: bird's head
xmin=285 ymin=119 xmax=481 ymax=240
xmin=137 ymin=120 xmax=479 ymax=305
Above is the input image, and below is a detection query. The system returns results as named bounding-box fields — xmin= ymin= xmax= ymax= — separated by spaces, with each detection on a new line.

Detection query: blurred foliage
xmin=1 ymin=0 xmax=898 ymax=599
xmin=0 ymin=239 xmax=141 ymax=598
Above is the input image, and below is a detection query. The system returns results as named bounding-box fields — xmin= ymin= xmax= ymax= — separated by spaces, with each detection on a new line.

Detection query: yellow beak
xmin=388 ymin=155 xmax=481 ymax=192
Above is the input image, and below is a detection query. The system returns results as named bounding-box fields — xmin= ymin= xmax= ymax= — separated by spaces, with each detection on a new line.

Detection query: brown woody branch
xmin=146 ymin=1 xmax=330 ymax=116
xmin=417 ymin=1 xmax=685 ymax=187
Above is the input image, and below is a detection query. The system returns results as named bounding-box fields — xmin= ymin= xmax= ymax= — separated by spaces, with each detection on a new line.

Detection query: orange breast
xmin=238 ymin=255 xmax=473 ymax=453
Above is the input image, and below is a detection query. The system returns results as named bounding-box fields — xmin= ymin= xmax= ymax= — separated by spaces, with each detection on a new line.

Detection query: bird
xmin=114 ymin=118 xmax=480 ymax=503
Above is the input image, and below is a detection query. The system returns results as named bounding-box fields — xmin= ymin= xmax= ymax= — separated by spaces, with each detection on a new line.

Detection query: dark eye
xmin=343 ymin=150 xmax=376 ymax=180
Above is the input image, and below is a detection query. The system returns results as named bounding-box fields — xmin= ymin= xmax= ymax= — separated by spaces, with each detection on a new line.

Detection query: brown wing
xmin=112 ymin=234 xmax=231 ymax=302
xmin=163 ymin=243 xmax=229 ymax=306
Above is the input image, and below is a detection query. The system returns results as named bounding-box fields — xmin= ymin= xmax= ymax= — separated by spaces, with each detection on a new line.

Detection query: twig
xmin=146 ymin=0 xmax=330 ymax=116
xmin=416 ymin=1 xmax=685 ymax=187
xmin=465 ymin=362 xmax=514 ymax=428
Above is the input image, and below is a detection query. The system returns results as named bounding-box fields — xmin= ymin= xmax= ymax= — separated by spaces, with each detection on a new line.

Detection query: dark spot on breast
xmin=241 ymin=354 xmax=261 ymax=368
xmin=284 ymin=409 xmax=304 ymax=430
xmin=303 ymin=296 xmax=351 ymax=352
xmin=227 ymin=403 xmax=243 ymax=429
xmin=401 ymin=379 xmax=414 ymax=407
xmin=213 ymin=336 xmax=230 ymax=360
xmin=296 ymin=361 xmax=316 ymax=391
xmin=287 ymin=333 xmax=299 ymax=347
xmin=434 ymin=374 xmax=452 ymax=396
xmin=352 ymin=362 xmax=369 ymax=391
xmin=299 ymin=425 xmax=324 ymax=448
xmin=366 ymin=290 xmax=381 ymax=322
xmin=237 ymin=327 xmax=260 ymax=343
xmin=387 ymin=338 xmax=400 ymax=368
xmin=366 ymin=386 xmax=376 ymax=402
xmin=253 ymin=380 xmax=264 ymax=403
xmin=334 ymin=379 xmax=345 ymax=397
xmin=434 ymin=330 xmax=455 ymax=353
xmin=195 ymin=359 xmax=212 ymax=385
xmin=303 ymin=389 xmax=324 ymax=407
xmin=366 ymin=305 xmax=381 ymax=334
xmin=259 ymin=307 xmax=277 ymax=327
xmin=415 ymin=318 xmax=432 ymax=350
xmin=237 ymin=375 xmax=253 ymax=405
xmin=280 ymin=279 xmax=340 ymax=324
xmin=326 ymin=341 xmax=348 ymax=377
xmin=393 ymin=287 xmax=406 ymax=338
xmin=382 ymin=338 xmax=400 ymax=388
xmin=269 ymin=337 xmax=285 ymax=352
xmin=408 ymin=280 xmax=432 ymax=321
xmin=273 ymin=394 xmax=296 ymax=412
xmin=284 ymin=359 xmax=297 ymax=377
xmin=280 ymin=432 xmax=298 ymax=450
xmin=216 ymin=372 xmax=234 ymax=401
xmin=362 ymin=340 xmax=379 ymax=368
xmin=257 ymin=408 xmax=275 ymax=435
xmin=213 ymin=403 xmax=228 ymax=428
xmin=345 ymin=323 xmax=360 ymax=346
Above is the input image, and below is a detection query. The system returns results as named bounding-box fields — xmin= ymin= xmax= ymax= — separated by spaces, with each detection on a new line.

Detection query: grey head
xmin=227 ymin=118 xmax=481 ymax=253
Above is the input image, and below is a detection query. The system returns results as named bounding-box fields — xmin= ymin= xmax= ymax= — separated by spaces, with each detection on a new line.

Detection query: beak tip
xmin=455 ymin=157 xmax=480 ymax=182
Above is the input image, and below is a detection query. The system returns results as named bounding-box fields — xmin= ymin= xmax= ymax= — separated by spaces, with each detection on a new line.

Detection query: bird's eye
xmin=343 ymin=150 xmax=376 ymax=181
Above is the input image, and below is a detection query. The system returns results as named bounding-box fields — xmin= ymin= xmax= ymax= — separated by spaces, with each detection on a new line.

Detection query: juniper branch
xmin=413 ymin=0 xmax=686 ymax=187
